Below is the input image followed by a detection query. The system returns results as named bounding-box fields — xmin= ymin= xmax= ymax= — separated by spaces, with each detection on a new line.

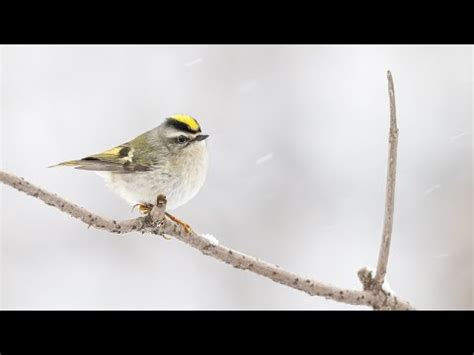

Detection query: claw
xmin=133 ymin=203 xmax=154 ymax=215
xmin=133 ymin=202 xmax=172 ymax=240
xmin=165 ymin=212 xmax=193 ymax=235
xmin=132 ymin=200 xmax=181 ymax=240
xmin=161 ymin=233 xmax=172 ymax=240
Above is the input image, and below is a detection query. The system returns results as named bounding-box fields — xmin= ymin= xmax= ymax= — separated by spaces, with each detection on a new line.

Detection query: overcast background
xmin=0 ymin=45 xmax=472 ymax=309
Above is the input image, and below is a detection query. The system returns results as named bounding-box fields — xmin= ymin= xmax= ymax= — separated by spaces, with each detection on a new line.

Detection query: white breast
xmin=98 ymin=141 xmax=209 ymax=211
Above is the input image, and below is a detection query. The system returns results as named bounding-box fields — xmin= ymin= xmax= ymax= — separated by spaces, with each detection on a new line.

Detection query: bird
xmin=50 ymin=114 xmax=209 ymax=232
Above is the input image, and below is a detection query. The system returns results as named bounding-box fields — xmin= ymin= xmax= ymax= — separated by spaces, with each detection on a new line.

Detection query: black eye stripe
xmin=165 ymin=118 xmax=201 ymax=134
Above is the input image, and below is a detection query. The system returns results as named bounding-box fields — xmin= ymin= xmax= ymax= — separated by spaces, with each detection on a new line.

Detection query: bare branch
xmin=0 ymin=71 xmax=412 ymax=310
xmin=374 ymin=70 xmax=399 ymax=286
xmin=0 ymin=170 xmax=413 ymax=310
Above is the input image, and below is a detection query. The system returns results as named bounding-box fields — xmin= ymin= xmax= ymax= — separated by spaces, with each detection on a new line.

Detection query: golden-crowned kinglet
xmin=51 ymin=114 xmax=209 ymax=216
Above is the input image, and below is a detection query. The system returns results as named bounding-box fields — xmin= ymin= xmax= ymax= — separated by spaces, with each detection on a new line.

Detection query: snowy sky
xmin=1 ymin=45 xmax=472 ymax=309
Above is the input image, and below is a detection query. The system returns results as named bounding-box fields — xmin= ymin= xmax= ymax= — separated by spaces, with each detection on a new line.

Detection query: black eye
xmin=176 ymin=135 xmax=189 ymax=144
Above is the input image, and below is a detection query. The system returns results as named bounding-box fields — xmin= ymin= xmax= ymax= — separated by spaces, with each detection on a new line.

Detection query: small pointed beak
xmin=194 ymin=134 xmax=209 ymax=141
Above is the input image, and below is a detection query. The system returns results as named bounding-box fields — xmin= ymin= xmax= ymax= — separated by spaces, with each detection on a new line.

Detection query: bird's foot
xmin=133 ymin=202 xmax=171 ymax=240
xmin=165 ymin=212 xmax=193 ymax=235
xmin=133 ymin=202 xmax=154 ymax=215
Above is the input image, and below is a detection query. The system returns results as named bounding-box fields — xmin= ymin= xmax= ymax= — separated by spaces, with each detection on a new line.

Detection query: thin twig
xmin=374 ymin=70 xmax=399 ymax=286
xmin=0 ymin=170 xmax=413 ymax=310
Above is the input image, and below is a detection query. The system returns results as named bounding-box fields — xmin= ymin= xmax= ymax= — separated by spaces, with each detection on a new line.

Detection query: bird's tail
xmin=48 ymin=160 xmax=84 ymax=168
xmin=48 ymin=157 xmax=126 ymax=172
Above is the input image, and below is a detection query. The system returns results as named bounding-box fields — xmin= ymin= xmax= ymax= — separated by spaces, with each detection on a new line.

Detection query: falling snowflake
xmin=423 ymin=184 xmax=441 ymax=196
xmin=185 ymin=58 xmax=203 ymax=67
xmin=256 ymin=153 xmax=274 ymax=166
xmin=449 ymin=132 xmax=470 ymax=141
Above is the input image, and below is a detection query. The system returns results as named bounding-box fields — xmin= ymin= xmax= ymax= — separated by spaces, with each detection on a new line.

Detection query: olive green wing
xmin=50 ymin=144 xmax=153 ymax=173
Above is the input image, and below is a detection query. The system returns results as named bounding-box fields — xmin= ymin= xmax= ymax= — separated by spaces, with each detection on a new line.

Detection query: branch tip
xmin=374 ymin=71 xmax=399 ymax=286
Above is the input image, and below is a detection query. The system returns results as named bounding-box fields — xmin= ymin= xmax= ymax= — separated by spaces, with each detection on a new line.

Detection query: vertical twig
xmin=374 ymin=70 xmax=399 ymax=286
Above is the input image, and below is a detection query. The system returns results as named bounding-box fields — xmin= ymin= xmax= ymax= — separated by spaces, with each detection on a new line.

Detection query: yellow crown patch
xmin=169 ymin=114 xmax=201 ymax=132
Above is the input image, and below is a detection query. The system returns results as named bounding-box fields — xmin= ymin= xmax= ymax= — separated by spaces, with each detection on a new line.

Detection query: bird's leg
xmin=133 ymin=199 xmax=192 ymax=238
xmin=133 ymin=202 xmax=171 ymax=240
xmin=165 ymin=212 xmax=193 ymax=235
